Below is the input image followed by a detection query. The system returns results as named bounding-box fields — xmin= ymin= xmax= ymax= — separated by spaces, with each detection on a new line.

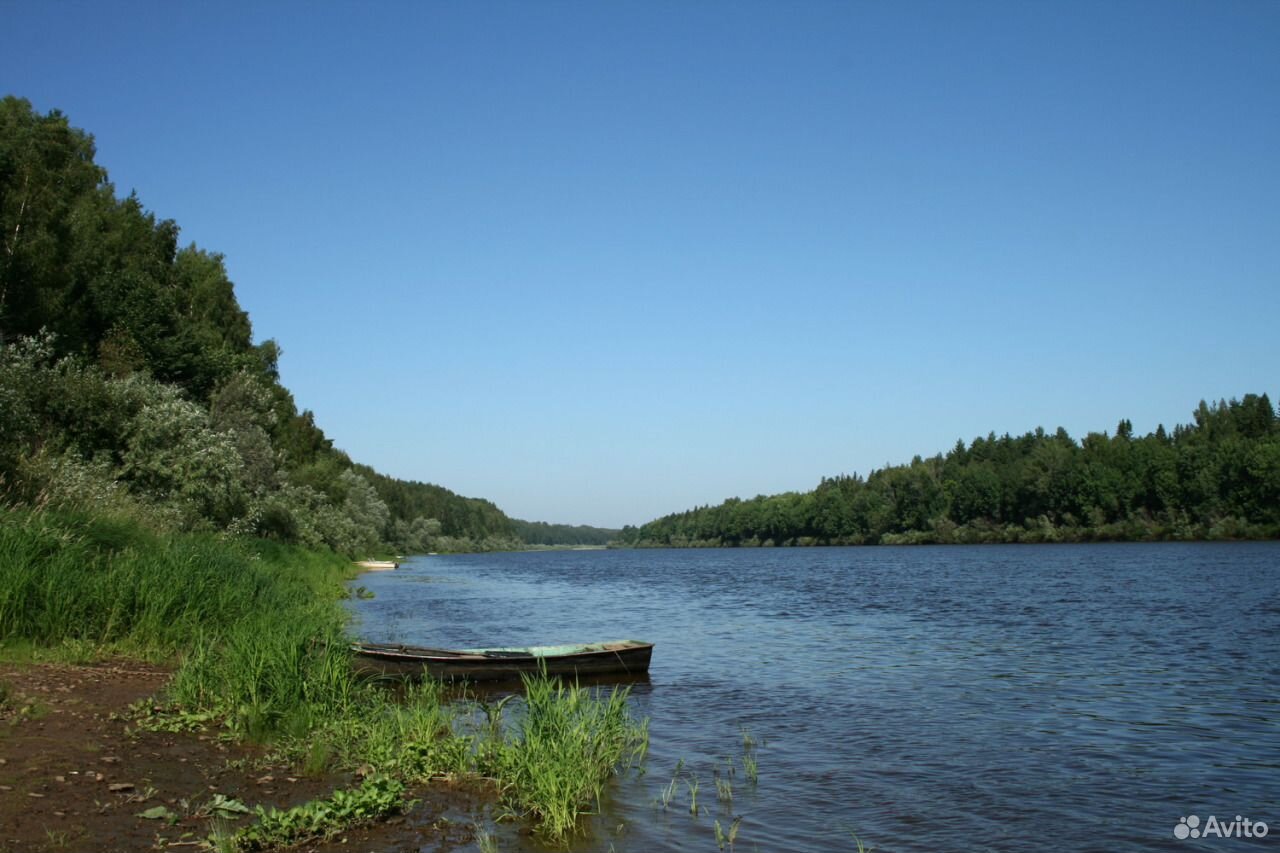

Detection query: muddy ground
xmin=0 ymin=661 xmax=490 ymax=853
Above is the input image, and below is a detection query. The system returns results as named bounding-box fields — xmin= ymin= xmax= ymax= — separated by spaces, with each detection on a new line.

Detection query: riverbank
xmin=0 ymin=659 xmax=487 ymax=853
xmin=619 ymin=514 xmax=1279 ymax=548
xmin=0 ymin=509 xmax=648 ymax=849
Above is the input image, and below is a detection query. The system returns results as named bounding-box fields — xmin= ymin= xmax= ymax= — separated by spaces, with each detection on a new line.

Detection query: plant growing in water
xmin=714 ymin=762 xmax=734 ymax=805
xmin=475 ymin=825 xmax=499 ymax=853
xmin=740 ymin=725 xmax=760 ymax=784
xmin=657 ymin=758 xmax=686 ymax=810
xmin=489 ymin=673 xmax=649 ymax=845
xmin=715 ymin=816 xmax=743 ymax=852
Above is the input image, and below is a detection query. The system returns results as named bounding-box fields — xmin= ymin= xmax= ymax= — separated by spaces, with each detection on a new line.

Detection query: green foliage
xmin=127 ymin=702 xmax=220 ymax=734
xmin=0 ymin=99 xmax=269 ymax=397
xmin=0 ymin=333 xmax=495 ymax=554
xmin=118 ymin=380 xmax=245 ymax=527
xmin=715 ymin=816 xmax=742 ymax=852
xmin=0 ymin=509 xmax=242 ymax=647
xmin=509 ymin=520 xmax=620 ymax=547
xmin=357 ymin=463 xmax=523 ymax=549
xmin=489 ymin=675 xmax=650 ymax=845
xmin=0 ymin=507 xmax=649 ymax=841
xmin=337 ymin=469 xmax=390 ymax=553
xmin=622 ymin=394 xmax=1280 ymax=547
xmin=234 ymin=775 xmax=408 ymax=851
xmin=0 ymin=508 xmax=361 ymax=739
xmin=0 ymin=96 xmax=556 ymax=555
xmin=300 ymin=679 xmax=460 ymax=779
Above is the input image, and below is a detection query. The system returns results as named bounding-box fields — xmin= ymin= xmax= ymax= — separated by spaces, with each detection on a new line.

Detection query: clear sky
xmin=4 ymin=1 xmax=1277 ymax=528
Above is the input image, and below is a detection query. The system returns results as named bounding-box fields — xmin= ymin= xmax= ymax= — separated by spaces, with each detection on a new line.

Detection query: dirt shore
xmin=0 ymin=661 xmax=488 ymax=853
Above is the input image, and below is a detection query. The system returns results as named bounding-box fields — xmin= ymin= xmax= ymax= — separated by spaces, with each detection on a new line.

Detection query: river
xmin=345 ymin=543 xmax=1280 ymax=852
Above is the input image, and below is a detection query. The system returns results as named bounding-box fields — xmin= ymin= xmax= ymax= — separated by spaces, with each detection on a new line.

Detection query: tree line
xmin=619 ymin=396 xmax=1280 ymax=547
xmin=0 ymin=96 xmax=607 ymax=553
xmin=9 ymin=97 xmax=1270 ymax=554
xmin=509 ymin=520 xmax=619 ymax=547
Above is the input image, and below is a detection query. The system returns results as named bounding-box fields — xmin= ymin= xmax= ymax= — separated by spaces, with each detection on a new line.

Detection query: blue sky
xmin=4 ymin=1 xmax=1278 ymax=528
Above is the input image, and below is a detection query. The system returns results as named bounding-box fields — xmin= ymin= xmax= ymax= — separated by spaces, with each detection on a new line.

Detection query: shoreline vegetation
xmin=0 ymin=507 xmax=648 ymax=849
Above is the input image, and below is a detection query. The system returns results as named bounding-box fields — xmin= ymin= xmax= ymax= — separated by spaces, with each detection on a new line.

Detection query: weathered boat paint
xmin=351 ymin=639 xmax=654 ymax=682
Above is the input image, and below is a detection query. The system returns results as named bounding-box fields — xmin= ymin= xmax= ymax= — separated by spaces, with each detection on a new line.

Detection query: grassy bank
xmin=0 ymin=507 xmax=647 ymax=847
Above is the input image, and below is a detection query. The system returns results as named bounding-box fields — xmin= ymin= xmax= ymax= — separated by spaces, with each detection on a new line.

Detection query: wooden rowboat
xmin=351 ymin=639 xmax=654 ymax=682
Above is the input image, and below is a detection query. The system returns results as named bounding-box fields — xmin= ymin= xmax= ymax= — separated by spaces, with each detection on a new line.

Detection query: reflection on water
xmin=347 ymin=543 xmax=1280 ymax=853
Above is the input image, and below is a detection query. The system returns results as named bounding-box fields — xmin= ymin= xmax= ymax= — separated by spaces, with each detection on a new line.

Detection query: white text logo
xmin=1174 ymin=815 xmax=1269 ymax=840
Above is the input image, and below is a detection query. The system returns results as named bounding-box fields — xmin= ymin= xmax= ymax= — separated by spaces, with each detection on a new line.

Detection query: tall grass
xmin=492 ymin=674 xmax=649 ymax=844
xmin=308 ymin=679 xmax=463 ymax=779
xmin=0 ymin=507 xmax=357 ymax=734
xmin=0 ymin=509 xmax=340 ymax=647
xmin=296 ymin=674 xmax=650 ymax=845
xmin=0 ymin=507 xmax=650 ymax=842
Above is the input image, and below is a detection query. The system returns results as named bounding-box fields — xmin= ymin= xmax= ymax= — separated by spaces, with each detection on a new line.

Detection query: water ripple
xmin=347 ymin=542 xmax=1280 ymax=853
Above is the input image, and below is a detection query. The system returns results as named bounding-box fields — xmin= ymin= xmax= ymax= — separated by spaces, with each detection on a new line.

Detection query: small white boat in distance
xmin=355 ymin=560 xmax=399 ymax=571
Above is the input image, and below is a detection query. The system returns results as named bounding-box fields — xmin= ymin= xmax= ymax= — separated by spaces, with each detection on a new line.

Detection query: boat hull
xmin=351 ymin=639 xmax=654 ymax=683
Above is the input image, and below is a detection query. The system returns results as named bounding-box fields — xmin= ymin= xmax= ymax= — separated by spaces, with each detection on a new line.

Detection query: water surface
xmin=347 ymin=544 xmax=1280 ymax=852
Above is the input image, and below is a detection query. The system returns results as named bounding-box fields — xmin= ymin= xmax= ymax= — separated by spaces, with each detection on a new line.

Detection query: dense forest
xmin=0 ymin=96 xmax=611 ymax=553
xmin=510 ymin=519 xmax=619 ymax=547
xmin=620 ymin=396 xmax=1280 ymax=547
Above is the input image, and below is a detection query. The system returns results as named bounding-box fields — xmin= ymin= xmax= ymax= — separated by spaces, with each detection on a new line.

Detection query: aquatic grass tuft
xmin=736 ymin=725 xmax=761 ymax=784
xmin=715 ymin=816 xmax=742 ymax=852
xmin=475 ymin=825 xmax=499 ymax=853
xmin=658 ymin=774 xmax=679 ymax=810
xmin=714 ymin=771 xmax=733 ymax=805
xmin=491 ymin=673 xmax=649 ymax=845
